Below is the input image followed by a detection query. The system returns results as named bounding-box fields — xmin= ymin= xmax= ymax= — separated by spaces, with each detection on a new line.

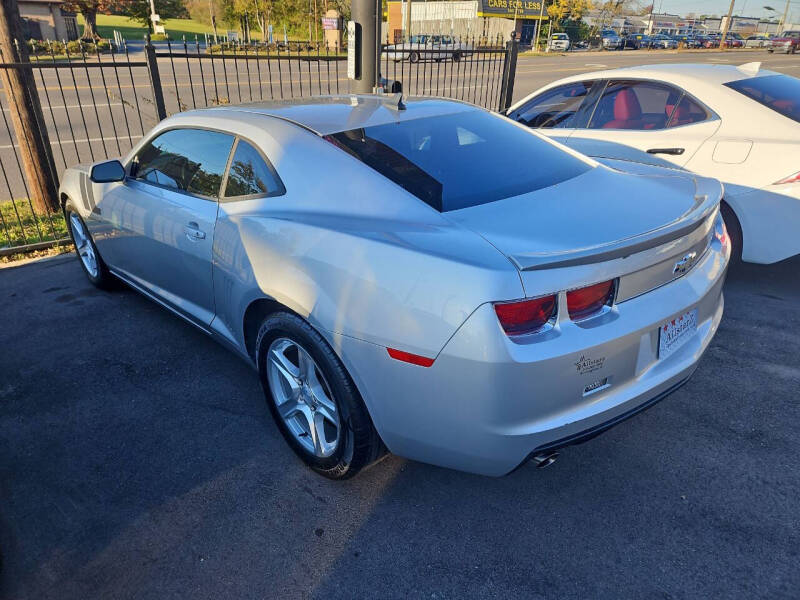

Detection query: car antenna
xmin=389 ymin=92 xmax=406 ymax=111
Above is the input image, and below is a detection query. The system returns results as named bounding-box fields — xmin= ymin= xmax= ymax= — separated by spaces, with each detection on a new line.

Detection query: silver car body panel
xmin=58 ymin=96 xmax=728 ymax=476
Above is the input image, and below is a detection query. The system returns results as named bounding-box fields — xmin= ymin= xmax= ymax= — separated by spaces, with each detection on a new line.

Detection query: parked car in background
xmin=384 ymin=34 xmax=472 ymax=62
xmin=673 ymin=34 xmax=703 ymax=48
xmin=744 ymin=34 xmax=772 ymax=48
xmin=767 ymin=30 xmax=800 ymax=53
xmin=547 ymin=32 xmax=571 ymax=52
xmin=621 ymin=34 xmax=644 ymax=49
xmin=648 ymin=34 xmax=679 ymax=49
xmin=60 ymin=95 xmax=729 ymax=478
xmin=506 ymin=63 xmax=800 ymax=264
xmin=601 ymin=30 xmax=623 ymax=50
xmin=721 ymin=34 xmax=744 ymax=48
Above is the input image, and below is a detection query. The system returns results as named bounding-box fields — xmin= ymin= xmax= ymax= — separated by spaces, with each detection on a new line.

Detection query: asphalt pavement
xmin=0 ymin=252 xmax=798 ymax=599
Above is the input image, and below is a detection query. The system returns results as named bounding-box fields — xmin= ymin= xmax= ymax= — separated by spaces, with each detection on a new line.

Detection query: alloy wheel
xmin=69 ymin=213 xmax=98 ymax=278
xmin=267 ymin=337 xmax=341 ymax=458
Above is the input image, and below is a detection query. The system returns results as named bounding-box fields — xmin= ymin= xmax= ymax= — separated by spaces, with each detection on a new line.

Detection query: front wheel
xmin=256 ymin=312 xmax=384 ymax=479
xmin=408 ymin=51 xmax=420 ymax=63
xmin=452 ymin=51 xmax=461 ymax=62
xmin=65 ymin=201 xmax=113 ymax=289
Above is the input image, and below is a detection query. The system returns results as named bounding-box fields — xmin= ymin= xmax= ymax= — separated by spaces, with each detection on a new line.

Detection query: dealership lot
xmin=0 ymin=253 xmax=798 ymax=598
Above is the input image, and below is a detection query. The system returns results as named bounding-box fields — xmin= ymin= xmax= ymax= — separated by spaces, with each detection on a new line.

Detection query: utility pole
xmin=780 ymin=0 xmax=790 ymax=29
xmin=404 ymin=0 xmax=412 ymax=42
xmin=0 ymin=0 xmax=59 ymax=214
xmin=350 ymin=0 xmax=380 ymax=92
xmin=535 ymin=0 xmax=545 ymax=51
xmin=720 ymin=0 xmax=736 ymax=49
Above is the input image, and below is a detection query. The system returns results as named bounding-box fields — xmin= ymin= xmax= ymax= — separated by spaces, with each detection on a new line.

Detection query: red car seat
xmin=602 ymin=89 xmax=644 ymax=129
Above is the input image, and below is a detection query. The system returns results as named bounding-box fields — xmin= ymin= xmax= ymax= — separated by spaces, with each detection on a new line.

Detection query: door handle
xmin=184 ymin=222 xmax=206 ymax=241
xmin=647 ymin=147 xmax=685 ymax=155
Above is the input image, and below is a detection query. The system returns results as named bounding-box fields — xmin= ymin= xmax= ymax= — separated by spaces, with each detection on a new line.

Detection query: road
xmin=1 ymin=48 xmax=799 ymax=175
xmin=0 ymin=252 xmax=798 ymax=599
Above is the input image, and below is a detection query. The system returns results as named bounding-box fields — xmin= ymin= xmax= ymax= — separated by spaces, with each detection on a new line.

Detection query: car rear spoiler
xmin=510 ymin=178 xmax=722 ymax=272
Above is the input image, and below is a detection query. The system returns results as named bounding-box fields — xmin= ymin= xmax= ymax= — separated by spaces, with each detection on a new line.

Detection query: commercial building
xmin=385 ymin=1 xmax=549 ymax=45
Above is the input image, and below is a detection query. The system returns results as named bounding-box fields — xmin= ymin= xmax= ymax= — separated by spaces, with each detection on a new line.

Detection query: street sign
xmin=347 ymin=20 xmax=359 ymax=80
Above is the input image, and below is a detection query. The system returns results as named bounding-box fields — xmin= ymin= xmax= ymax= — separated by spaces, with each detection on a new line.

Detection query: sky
xmin=652 ymin=0 xmax=800 ymax=21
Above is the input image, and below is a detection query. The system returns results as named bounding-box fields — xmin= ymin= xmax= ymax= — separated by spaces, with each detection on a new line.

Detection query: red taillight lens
xmin=567 ymin=280 xmax=615 ymax=321
xmin=494 ymin=295 xmax=557 ymax=337
xmin=774 ymin=171 xmax=800 ymax=185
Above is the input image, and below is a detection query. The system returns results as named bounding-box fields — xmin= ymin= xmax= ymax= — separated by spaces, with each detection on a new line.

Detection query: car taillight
xmin=774 ymin=171 xmax=800 ymax=185
xmin=714 ymin=212 xmax=728 ymax=246
xmin=566 ymin=280 xmax=615 ymax=321
xmin=494 ymin=295 xmax=557 ymax=337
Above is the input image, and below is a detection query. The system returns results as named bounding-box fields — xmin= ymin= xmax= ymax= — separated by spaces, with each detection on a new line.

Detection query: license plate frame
xmin=658 ymin=308 xmax=698 ymax=359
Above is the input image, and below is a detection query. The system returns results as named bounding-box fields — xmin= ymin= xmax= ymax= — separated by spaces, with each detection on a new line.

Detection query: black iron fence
xmin=0 ymin=36 xmax=519 ymax=254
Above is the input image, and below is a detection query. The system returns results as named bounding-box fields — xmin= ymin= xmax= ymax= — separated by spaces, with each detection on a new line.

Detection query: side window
xmin=135 ymin=128 xmax=234 ymax=198
xmin=666 ymin=94 xmax=708 ymax=128
xmin=588 ymin=80 xmax=685 ymax=131
xmin=513 ymin=81 xmax=593 ymax=129
xmin=223 ymin=140 xmax=285 ymax=199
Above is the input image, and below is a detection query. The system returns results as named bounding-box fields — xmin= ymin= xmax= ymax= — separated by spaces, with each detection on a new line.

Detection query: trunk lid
xmin=446 ymin=164 xmax=719 ymax=274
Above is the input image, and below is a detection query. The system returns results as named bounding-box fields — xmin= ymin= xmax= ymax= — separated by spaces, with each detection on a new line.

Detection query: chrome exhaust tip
xmin=531 ymin=451 xmax=559 ymax=469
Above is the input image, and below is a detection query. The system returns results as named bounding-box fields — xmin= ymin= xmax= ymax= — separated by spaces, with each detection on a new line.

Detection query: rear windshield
xmin=325 ymin=110 xmax=590 ymax=212
xmin=724 ymin=74 xmax=800 ymax=123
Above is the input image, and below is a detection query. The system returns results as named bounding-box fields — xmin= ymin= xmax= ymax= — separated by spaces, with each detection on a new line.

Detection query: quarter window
xmin=134 ymin=128 xmax=234 ymax=198
xmin=223 ymin=140 xmax=285 ymax=198
xmin=513 ymin=81 xmax=593 ymax=128
xmin=588 ymin=81 xmax=708 ymax=130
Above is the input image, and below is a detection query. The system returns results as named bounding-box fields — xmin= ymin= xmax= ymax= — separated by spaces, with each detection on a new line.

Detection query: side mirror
xmin=90 ymin=160 xmax=125 ymax=183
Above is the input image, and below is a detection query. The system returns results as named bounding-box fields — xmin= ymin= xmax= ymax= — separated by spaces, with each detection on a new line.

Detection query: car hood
xmin=445 ymin=164 xmax=720 ymax=271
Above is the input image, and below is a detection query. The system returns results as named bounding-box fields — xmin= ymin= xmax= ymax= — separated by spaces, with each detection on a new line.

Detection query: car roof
xmin=540 ymin=63 xmax=781 ymax=92
xmin=200 ymin=94 xmax=476 ymax=135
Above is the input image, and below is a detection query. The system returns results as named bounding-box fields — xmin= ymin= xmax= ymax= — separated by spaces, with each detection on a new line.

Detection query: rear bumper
xmin=727 ymin=184 xmax=800 ymax=263
xmin=336 ymin=237 xmax=728 ymax=477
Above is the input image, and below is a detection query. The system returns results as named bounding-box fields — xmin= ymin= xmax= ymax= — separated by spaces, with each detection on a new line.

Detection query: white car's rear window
xmin=325 ymin=111 xmax=590 ymax=212
xmin=724 ymin=74 xmax=800 ymax=124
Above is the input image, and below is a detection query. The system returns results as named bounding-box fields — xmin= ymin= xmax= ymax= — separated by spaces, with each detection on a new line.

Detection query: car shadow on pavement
xmin=1 ymin=255 xmax=798 ymax=599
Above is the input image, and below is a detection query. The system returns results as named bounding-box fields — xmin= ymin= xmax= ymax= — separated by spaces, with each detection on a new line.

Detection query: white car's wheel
xmin=409 ymin=51 xmax=420 ymax=63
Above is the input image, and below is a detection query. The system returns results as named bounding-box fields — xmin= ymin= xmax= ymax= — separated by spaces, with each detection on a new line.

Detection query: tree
xmin=547 ymin=0 xmax=593 ymax=22
xmin=125 ymin=0 xmax=188 ymax=34
xmin=61 ymin=0 xmax=113 ymax=40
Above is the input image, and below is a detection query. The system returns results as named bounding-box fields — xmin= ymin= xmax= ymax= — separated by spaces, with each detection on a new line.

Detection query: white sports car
xmin=507 ymin=63 xmax=800 ymax=264
xmin=58 ymin=96 xmax=729 ymax=478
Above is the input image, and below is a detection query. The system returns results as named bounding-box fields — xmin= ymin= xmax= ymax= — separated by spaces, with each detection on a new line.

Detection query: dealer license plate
xmin=658 ymin=308 xmax=698 ymax=359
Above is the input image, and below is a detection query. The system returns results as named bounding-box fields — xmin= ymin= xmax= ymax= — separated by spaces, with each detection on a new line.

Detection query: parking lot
xmin=1 ymin=252 xmax=798 ymax=599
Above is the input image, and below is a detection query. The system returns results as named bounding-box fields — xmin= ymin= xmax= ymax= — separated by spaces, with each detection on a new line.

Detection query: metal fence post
xmin=144 ymin=35 xmax=167 ymax=121
xmin=498 ymin=37 xmax=519 ymax=112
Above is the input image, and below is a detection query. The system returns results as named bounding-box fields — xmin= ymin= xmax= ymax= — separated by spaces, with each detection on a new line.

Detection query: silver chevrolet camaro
xmin=59 ymin=95 xmax=730 ymax=478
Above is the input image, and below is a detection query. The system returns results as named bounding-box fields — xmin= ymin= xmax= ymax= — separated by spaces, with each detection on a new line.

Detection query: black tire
xmin=64 ymin=200 xmax=114 ymax=289
xmin=256 ymin=311 xmax=384 ymax=479
xmin=452 ymin=51 xmax=461 ymax=62
xmin=721 ymin=201 xmax=743 ymax=265
xmin=409 ymin=51 xmax=420 ymax=63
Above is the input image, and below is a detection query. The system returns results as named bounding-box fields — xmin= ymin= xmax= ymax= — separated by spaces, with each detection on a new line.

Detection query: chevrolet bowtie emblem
xmin=673 ymin=251 xmax=698 ymax=275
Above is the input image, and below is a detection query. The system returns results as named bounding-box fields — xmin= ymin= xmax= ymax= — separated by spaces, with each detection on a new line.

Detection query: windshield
xmin=724 ymin=74 xmax=800 ymax=124
xmin=325 ymin=110 xmax=590 ymax=212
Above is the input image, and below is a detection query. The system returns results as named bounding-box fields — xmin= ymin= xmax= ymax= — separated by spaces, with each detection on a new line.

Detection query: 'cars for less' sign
xmin=477 ymin=0 xmax=548 ymax=19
